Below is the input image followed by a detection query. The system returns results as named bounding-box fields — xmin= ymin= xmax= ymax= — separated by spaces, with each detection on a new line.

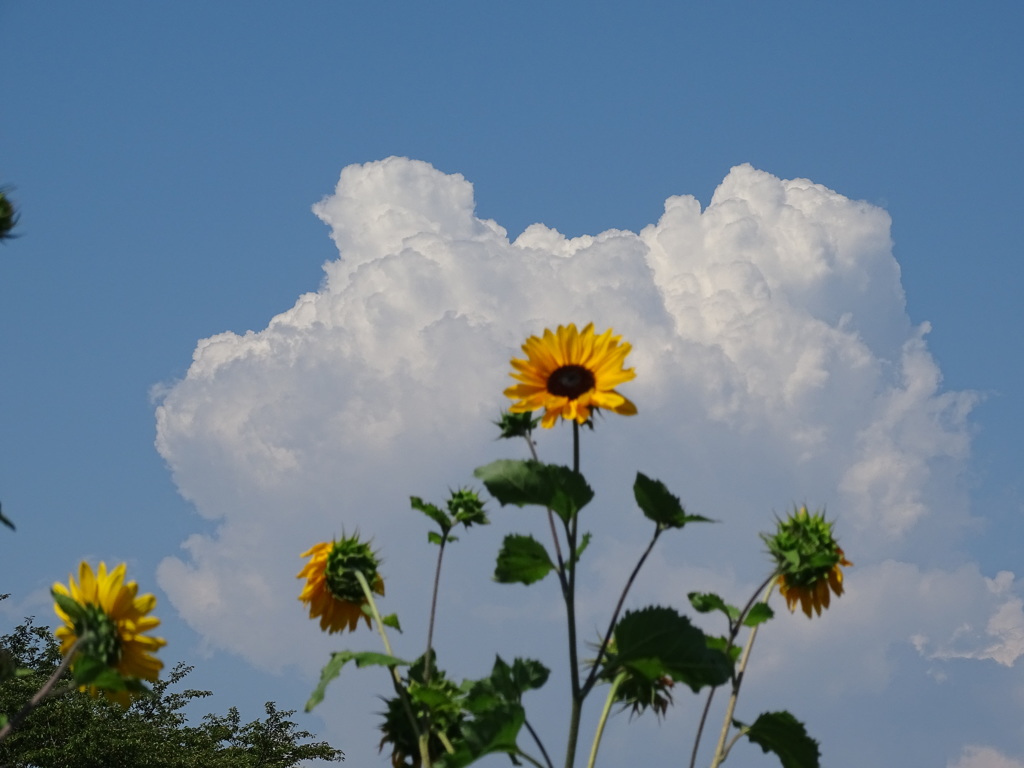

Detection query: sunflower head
xmin=52 ymin=561 xmax=166 ymax=705
xmin=504 ymin=323 xmax=637 ymax=429
xmin=298 ymin=534 xmax=385 ymax=634
xmin=762 ymin=507 xmax=852 ymax=618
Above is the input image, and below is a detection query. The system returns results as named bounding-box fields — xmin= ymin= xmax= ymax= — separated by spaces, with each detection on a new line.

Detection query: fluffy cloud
xmin=154 ymin=157 xmax=1012 ymax=766
xmin=950 ymin=746 xmax=1024 ymax=768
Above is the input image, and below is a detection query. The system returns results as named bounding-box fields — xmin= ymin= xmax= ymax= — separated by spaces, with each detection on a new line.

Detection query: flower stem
xmin=581 ymin=526 xmax=661 ymax=697
xmin=424 ymin=537 xmax=447 ymax=683
xmin=562 ymin=421 xmax=583 ymax=768
xmin=525 ymin=718 xmax=555 ymax=768
xmin=586 ymin=671 xmax=625 ymax=768
xmin=355 ymin=571 xmax=431 ymax=767
xmin=708 ymin=581 xmax=776 ymax=768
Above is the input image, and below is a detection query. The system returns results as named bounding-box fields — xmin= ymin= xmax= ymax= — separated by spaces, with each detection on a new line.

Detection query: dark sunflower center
xmin=547 ymin=365 xmax=595 ymax=400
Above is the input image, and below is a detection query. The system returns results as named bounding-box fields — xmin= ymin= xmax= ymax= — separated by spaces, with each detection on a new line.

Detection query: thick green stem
xmin=586 ymin=672 xmax=625 ymax=768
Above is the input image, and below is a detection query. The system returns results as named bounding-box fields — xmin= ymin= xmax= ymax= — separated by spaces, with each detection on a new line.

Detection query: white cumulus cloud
xmin=154 ymin=157 xmax=1009 ymax=767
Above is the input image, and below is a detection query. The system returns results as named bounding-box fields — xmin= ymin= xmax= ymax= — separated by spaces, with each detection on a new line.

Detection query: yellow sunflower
xmin=504 ymin=323 xmax=637 ymax=429
xmin=52 ymin=561 xmax=166 ymax=704
xmin=298 ymin=536 xmax=385 ymax=634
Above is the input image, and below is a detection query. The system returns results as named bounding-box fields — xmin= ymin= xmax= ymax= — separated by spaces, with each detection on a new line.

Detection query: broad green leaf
xmin=494 ymin=534 xmax=554 ymax=585
xmin=435 ymin=702 xmax=525 ymax=768
xmin=633 ymin=473 xmax=713 ymax=529
xmin=474 ymin=459 xmax=593 ymax=524
xmin=306 ymin=651 xmax=409 ymax=711
xmin=736 ymin=711 xmax=820 ymax=768
xmin=411 ymin=496 xmax=451 ymax=532
xmin=743 ymin=602 xmax=775 ymax=627
xmin=609 ymin=606 xmax=733 ymax=692
xmin=689 ymin=591 xmax=740 ymax=622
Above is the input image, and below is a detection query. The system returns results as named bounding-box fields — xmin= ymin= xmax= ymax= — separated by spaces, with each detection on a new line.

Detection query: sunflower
xmin=52 ymin=562 xmax=166 ymax=704
xmin=298 ymin=535 xmax=385 ymax=634
xmin=504 ymin=323 xmax=637 ymax=429
xmin=763 ymin=507 xmax=853 ymax=619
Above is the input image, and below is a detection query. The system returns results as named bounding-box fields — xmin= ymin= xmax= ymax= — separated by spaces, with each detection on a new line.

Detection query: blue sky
xmin=2 ymin=3 xmax=1023 ymax=767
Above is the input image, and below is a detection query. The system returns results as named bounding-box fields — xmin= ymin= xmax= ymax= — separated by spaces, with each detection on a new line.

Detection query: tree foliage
xmin=0 ymin=616 xmax=344 ymax=767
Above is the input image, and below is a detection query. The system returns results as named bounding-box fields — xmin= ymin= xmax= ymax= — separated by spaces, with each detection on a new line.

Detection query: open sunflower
xmin=53 ymin=561 xmax=166 ymax=704
xmin=504 ymin=323 xmax=637 ymax=429
xmin=298 ymin=535 xmax=385 ymax=634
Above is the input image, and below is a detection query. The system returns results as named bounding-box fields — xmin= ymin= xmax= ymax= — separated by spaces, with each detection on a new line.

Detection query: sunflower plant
xmin=302 ymin=322 xmax=851 ymax=768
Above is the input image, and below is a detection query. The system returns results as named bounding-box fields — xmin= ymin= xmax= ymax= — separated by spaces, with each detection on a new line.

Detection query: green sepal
xmin=382 ymin=613 xmax=402 ymax=632
xmin=606 ymin=606 xmax=733 ymax=693
xmin=306 ymin=651 xmax=409 ymax=711
xmin=0 ymin=502 xmax=14 ymax=531
xmin=474 ymin=459 xmax=593 ymax=525
xmin=52 ymin=590 xmax=85 ymax=623
xmin=743 ymin=602 xmax=775 ymax=627
xmin=494 ymin=534 xmax=554 ymax=585
xmin=734 ymin=711 xmax=821 ymax=768
xmin=633 ymin=473 xmax=713 ymax=529
xmin=689 ymin=592 xmax=740 ymax=622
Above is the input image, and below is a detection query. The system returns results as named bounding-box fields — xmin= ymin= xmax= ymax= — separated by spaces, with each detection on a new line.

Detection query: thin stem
xmin=689 ymin=572 xmax=778 ymax=768
xmin=688 ymin=686 xmax=719 ymax=768
xmin=581 ymin=526 xmax=661 ymax=697
xmin=708 ymin=581 xmax=777 ymax=768
xmin=586 ymin=671 xmax=625 ymax=768
xmin=524 ymin=718 xmax=555 ymax=768
xmin=0 ymin=637 xmax=83 ymax=743
xmin=423 ymin=537 xmax=447 ymax=683
xmin=355 ymin=572 xmax=430 ymax=767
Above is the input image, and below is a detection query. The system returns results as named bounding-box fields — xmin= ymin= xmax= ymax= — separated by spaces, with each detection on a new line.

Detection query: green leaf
xmin=72 ymin=655 xmax=123 ymax=688
xmin=736 ymin=711 xmax=821 ymax=768
xmin=688 ymin=591 xmax=740 ymax=622
xmin=474 ymin=459 xmax=593 ymax=525
xmin=0 ymin=502 xmax=14 ymax=531
xmin=306 ymin=651 xmax=409 ymax=711
xmin=570 ymin=531 xmax=592 ymax=568
xmin=609 ymin=606 xmax=733 ymax=692
xmin=382 ymin=613 xmax=402 ymax=632
xmin=634 ymin=473 xmax=713 ymax=529
xmin=705 ymin=635 xmax=742 ymax=663
xmin=427 ymin=531 xmax=444 ymax=545
xmin=494 ymin=534 xmax=554 ymax=585
xmin=411 ymin=496 xmax=451 ymax=533
xmin=743 ymin=602 xmax=775 ymax=627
